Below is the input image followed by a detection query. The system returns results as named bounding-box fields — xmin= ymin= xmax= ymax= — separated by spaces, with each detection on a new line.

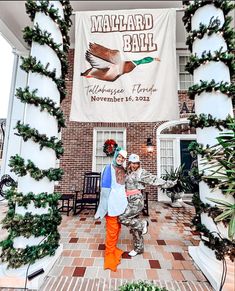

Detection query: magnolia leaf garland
xmin=186 ymin=48 xmax=235 ymax=76
xmin=0 ymin=0 xmax=72 ymax=269
xmin=9 ymin=154 xmax=64 ymax=181
xmin=5 ymin=188 xmax=61 ymax=208
xmin=192 ymin=214 xmax=235 ymax=261
xmin=191 ymin=193 xmax=235 ymax=261
xmin=2 ymin=211 xmax=61 ymax=238
xmin=186 ymin=16 xmax=235 ymax=52
xmin=188 ymin=139 xmax=235 ymax=194
xmin=188 ymin=114 xmax=235 ymax=130
xmin=15 ymin=121 xmax=64 ymax=158
xmin=25 ymin=0 xmax=72 ymax=47
xmin=183 ymin=0 xmax=235 ymax=258
xmin=15 ymin=87 xmax=66 ymax=131
xmin=182 ymin=0 xmax=235 ymax=32
xmin=188 ymin=80 xmax=235 ymax=100
xmin=20 ymin=56 xmax=66 ymax=102
xmin=23 ymin=23 xmax=69 ymax=77
xmin=1 ymin=233 xmax=60 ymax=269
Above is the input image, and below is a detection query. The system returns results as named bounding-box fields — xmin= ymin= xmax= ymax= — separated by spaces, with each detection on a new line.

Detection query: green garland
xmin=192 ymin=193 xmax=234 ymax=226
xmin=2 ymin=210 xmax=61 ymax=238
xmin=182 ymin=0 xmax=235 ymax=33
xmin=15 ymin=87 xmax=65 ymax=131
xmin=5 ymin=188 xmax=61 ymax=208
xmin=186 ymin=48 xmax=235 ymax=76
xmin=20 ymin=56 xmax=66 ymax=102
xmin=0 ymin=0 xmax=72 ymax=269
xmin=188 ymin=114 xmax=235 ymax=130
xmin=183 ymin=0 xmax=235 ymax=262
xmin=15 ymin=121 xmax=64 ymax=158
xmin=188 ymin=80 xmax=235 ymax=100
xmin=1 ymin=233 xmax=60 ymax=269
xmin=192 ymin=214 xmax=235 ymax=261
xmin=186 ymin=16 xmax=235 ymax=52
xmin=9 ymin=154 xmax=64 ymax=181
xmin=188 ymin=140 xmax=235 ymax=192
xmin=23 ymin=24 xmax=68 ymax=76
xmin=25 ymin=0 xmax=72 ymax=50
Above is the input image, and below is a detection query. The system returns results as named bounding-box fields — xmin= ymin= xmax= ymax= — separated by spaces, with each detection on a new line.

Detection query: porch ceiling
xmin=0 ymin=1 xmax=186 ymax=52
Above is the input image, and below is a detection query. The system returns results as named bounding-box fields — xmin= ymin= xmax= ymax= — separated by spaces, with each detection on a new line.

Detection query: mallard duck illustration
xmin=81 ymin=43 xmax=160 ymax=82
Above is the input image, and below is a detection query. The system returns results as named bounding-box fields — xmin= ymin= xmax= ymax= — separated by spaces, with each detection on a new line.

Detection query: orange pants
xmin=104 ymin=215 xmax=124 ymax=272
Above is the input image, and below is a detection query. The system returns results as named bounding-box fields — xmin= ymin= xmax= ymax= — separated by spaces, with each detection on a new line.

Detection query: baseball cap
xmin=119 ymin=149 xmax=127 ymax=159
xmin=128 ymin=154 xmax=140 ymax=163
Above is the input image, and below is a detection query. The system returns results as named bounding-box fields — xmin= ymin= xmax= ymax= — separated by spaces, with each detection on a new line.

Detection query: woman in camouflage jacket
xmin=119 ymin=153 xmax=176 ymax=257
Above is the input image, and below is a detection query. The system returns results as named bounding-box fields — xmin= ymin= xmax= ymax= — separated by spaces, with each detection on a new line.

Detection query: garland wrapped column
xmin=183 ymin=1 xmax=235 ymax=290
xmin=0 ymin=1 xmax=72 ymax=289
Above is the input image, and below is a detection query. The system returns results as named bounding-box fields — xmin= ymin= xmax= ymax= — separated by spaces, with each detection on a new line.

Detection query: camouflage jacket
xmin=125 ymin=168 xmax=166 ymax=191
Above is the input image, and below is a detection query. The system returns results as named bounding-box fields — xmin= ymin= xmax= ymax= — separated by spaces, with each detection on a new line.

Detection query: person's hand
xmin=161 ymin=179 xmax=177 ymax=189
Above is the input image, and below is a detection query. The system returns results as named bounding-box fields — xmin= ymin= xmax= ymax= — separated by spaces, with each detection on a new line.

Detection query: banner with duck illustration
xmin=70 ymin=9 xmax=179 ymax=122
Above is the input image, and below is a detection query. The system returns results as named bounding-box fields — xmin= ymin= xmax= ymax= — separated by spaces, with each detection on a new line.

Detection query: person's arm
xmin=139 ymin=169 xmax=176 ymax=188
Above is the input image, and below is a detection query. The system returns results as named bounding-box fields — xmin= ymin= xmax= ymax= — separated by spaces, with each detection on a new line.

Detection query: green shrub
xmin=117 ymin=280 xmax=168 ymax=291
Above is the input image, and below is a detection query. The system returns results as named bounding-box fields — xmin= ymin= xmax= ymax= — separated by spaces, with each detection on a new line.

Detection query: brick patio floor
xmin=0 ymin=201 xmax=214 ymax=290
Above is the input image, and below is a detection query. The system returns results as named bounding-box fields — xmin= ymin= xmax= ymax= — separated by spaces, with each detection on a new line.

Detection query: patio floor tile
xmin=0 ymin=201 xmax=214 ymax=290
xmin=149 ymin=259 xmax=161 ymax=269
xmin=73 ymin=267 xmax=86 ymax=277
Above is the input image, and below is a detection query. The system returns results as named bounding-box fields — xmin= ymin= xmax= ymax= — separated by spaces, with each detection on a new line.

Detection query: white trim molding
xmin=156 ymin=119 xmax=196 ymax=202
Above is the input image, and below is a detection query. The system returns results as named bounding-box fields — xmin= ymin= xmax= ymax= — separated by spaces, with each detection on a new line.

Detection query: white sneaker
xmin=128 ymin=250 xmax=138 ymax=257
xmin=142 ymin=220 xmax=149 ymax=235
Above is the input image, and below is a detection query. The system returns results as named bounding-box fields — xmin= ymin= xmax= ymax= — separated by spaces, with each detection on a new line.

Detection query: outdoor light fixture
xmin=146 ymin=137 xmax=154 ymax=153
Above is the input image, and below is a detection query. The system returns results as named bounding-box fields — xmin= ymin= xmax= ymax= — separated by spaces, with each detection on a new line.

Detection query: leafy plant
xmin=207 ymin=198 xmax=235 ymax=240
xmin=118 ymin=280 xmax=168 ymax=291
xmin=201 ymin=123 xmax=235 ymax=197
xmin=161 ymin=165 xmax=193 ymax=202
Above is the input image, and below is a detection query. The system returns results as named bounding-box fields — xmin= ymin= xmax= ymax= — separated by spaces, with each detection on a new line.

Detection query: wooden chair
xmin=73 ymin=172 xmax=101 ymax=215
xmin=58 ymin=194 xmax=75 ymax=216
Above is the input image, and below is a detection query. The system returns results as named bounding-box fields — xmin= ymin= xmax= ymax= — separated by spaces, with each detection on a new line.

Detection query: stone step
xmin=39 ymin=277 xmax=213 ymax=291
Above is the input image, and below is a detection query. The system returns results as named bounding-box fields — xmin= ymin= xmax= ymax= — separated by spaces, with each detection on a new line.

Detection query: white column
xmin=0 ymin=50 xmax=28 ymax=182
xmin=188 ymin=4 xmax=235 ymax=291
xmin=0 ymin=2 xmax=65 ymax=289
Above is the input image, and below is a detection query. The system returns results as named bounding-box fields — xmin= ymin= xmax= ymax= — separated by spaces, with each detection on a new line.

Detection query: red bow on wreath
xmin=103 ymin=139 xmax=118 ymax=156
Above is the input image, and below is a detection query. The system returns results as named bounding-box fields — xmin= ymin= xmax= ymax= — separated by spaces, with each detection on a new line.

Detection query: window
xmin=160 ymin=139 xmax=174 ymax=175
xmin=178 ymin=55 xmax=193 ymax=90
xmin=93 ymin=128 xmax=126 ymax=172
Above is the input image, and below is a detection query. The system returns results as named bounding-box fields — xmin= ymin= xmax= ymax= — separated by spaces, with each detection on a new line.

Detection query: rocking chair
xmin=73 ymin=172 xmax=101 ymax=215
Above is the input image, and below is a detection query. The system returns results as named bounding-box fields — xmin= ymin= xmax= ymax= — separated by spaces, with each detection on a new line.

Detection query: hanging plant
xmin=103 ymin=139 xmax=118 ymax=156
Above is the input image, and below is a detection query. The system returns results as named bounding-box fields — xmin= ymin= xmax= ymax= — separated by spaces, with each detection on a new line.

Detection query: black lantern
xmin=146 ymin=137 xmax=153 ymax=153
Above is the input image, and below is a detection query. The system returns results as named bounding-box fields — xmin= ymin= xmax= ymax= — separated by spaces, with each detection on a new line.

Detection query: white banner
xmin=70 ymin=9 xmax=179 ymax=122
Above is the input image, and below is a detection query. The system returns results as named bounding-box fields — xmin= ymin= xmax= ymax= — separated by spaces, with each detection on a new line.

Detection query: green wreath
xmin=103 ymin=139 xmax=118 ymax=156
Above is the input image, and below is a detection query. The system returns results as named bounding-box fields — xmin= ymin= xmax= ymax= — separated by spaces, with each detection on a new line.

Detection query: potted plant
xmin=161 ymin=165 xmax=193 ymax=207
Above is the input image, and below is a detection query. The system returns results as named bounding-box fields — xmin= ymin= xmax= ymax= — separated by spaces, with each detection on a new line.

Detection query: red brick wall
xmin=59 ymin=49 xmax=195 ymax=201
